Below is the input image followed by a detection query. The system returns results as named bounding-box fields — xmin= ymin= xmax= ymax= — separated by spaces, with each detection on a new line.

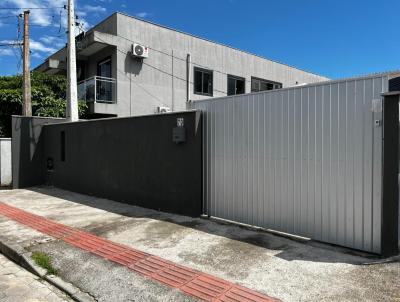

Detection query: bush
xmin=0 ymin=72 xmax=87 ymax=137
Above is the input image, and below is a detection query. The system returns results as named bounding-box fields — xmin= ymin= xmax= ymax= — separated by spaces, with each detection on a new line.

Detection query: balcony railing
xmin=78 ymin=76 xmax=116 ymax=104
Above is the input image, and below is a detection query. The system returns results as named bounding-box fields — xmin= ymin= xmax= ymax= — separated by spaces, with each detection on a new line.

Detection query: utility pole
xmin=66 ymin=0 xmax=78 ymax=121
xmin=22 ymin=10 xmax=31 ymax=116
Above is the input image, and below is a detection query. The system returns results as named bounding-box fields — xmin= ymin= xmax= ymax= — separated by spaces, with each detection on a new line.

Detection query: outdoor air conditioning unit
xmin=131 ymin=43 xmax=149 ymax=58
xmin=157 ymin=106 xmax=171 ymax=113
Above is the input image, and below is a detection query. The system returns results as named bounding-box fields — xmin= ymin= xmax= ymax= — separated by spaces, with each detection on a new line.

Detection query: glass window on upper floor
xmin=194 ymin=67 xmax=213 ymax=96
xmin=251 ymin=77 xmax=282 ymax=93
xmin=97 ymin=57 xmax=111 ymax=78
xmin=227 ymin=75 xmax=245 ymax=96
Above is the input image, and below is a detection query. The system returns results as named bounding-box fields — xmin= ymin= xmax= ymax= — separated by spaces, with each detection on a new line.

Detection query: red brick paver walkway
xmin=0 ymin=202 xmax=278 ymax=302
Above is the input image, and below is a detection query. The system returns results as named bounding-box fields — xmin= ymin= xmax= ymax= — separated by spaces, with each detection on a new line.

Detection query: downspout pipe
xmin=186 ymin=53 xmax=191 ymax=103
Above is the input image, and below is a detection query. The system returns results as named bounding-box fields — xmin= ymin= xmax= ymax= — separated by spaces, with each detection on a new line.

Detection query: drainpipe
xmin=186 ymin=53 xmax=191 ymax=103
xmin=172 ymin=49 xmax=174 ymax=111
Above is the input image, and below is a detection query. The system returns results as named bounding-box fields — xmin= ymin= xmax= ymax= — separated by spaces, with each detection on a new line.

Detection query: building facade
xmin=36 ymin=12 xmax=329 ymax=118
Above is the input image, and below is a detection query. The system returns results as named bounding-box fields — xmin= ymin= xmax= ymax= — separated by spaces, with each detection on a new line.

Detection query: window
xmin=251 ymin=77 xmax=282 ymax=93
xmin=227 ymin=75 xmax=245 ymax=96
xmin=60 ymin=131 xmax=65 ymax=162
xmin=97 ymin=57 xmax=111 ymax=78
xmin=97 ymin=57 xmax=112 ymax=102
xmin=194 ymin=68 xmax=213 ymax=96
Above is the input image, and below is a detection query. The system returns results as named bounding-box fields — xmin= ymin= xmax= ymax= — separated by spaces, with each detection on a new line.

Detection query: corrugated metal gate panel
xmin=192 ymin=74 xmax=388 ymax=254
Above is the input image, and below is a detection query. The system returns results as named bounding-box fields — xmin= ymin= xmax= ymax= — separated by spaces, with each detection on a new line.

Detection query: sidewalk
xmin=0 ymin=186 xmax=399 ymax=302
xmin=0 ymin=253 xmax=71 ymax=302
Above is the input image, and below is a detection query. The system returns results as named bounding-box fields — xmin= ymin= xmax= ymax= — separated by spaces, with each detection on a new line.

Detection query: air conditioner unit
xmin=157 ymin=106 xmax=171 ymax=113
xmin=131 ymin=43 xmax=149 ymax=58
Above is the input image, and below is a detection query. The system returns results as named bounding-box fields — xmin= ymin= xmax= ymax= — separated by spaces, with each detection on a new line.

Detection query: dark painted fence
xmin=12 ymin=111 xmax=202 ymax=217
xmin=11 ymin=116 xmax=64 ymax=188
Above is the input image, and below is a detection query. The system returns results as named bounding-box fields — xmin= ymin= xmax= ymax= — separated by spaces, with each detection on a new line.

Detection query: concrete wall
xmin=0 ymin=138 xmax=11 ymax=186
xmin=12 ymin=112 xmax=203 ymax=217
xmin=112 ymin=13 xmax=329 ymax=117
xmin=11 ymin=116 xmax=65 ymax=189
xmin=69 ymin=12 xmax=329 ymax=118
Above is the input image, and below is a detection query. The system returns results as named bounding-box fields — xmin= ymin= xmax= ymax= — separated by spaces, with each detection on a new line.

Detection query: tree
xmin=0 ymin=72 xmax=87 ymax=137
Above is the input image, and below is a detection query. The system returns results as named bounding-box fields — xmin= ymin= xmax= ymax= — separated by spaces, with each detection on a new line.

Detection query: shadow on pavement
xmin=28 ymin=186 xmax=385 ymax=265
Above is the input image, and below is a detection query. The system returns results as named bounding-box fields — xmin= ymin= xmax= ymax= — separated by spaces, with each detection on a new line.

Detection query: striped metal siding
xmin=192 ymin=75 xmax=388 ymax=254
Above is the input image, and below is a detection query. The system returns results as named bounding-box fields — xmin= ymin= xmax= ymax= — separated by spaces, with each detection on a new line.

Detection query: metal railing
xmin=78 ymin=76 xmax=116 ymax=104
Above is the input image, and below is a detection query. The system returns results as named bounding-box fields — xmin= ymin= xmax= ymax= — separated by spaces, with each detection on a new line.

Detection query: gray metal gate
xmin=191 ymin=73 xmax=398 ymax=254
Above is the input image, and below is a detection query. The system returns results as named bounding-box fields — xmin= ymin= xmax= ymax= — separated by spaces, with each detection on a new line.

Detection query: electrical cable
xmin=0 ymin=7 xmax=65 ymax=10
xmin=109 ymin=41 xmax=229 ymax=96
xmin=115 ymin=33 xmax=253 ymax=84
xmin=0 ymin=43 xmax=22 ymax=46
xmin=14 ymin=14 xmax=22 ymax=73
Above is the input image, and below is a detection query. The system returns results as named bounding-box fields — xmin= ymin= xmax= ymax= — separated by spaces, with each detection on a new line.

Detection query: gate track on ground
xmin=0 ymin=202 xmax=278 ymax=302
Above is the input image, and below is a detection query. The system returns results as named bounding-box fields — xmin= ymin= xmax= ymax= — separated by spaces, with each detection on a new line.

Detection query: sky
xmin=0 ymin=0 xmax=399 ymax=79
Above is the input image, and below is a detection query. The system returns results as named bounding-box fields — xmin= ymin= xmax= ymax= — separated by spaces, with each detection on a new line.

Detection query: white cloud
xmin=30 ymin=40 xmax=57 ymax=53
xmin=3 ymin=0 xmax=90 ymax=32
xmin=4 ymin=0 xmax=64 ymax=26
xmin=39 ymin=35 xmax=57 ymax=44
xmin=135 ymin=12 xmax=150 ymax=18
xmin=0 ymin=49 xmax=14 ymax=56
xmin=82 ymin=5 xmax=106 ymax=13
xmin=0 ymin=39 xmax=54 ymax=57
xmin=2 ymin=0 xmax=98 ymax=59
xmin=39 ymin=35 xmax=65 ymax=48
xmin=31 ymin=52 xmax=42 ymax=59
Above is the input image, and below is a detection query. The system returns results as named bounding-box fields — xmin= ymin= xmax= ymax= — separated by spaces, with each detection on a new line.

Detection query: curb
xmin=0 ymin=235 xmax=96 ymax=302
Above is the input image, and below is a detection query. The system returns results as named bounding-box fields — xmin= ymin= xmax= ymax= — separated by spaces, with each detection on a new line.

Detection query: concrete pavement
xmin=0 ymin=186 xmax=399 ymax=302
xmin=0 ymin=253 xmax=72 ymax=302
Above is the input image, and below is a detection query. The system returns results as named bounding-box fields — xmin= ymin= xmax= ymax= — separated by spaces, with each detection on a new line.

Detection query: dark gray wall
xmin=42 ymin=111 xmax=202 ymax=217
xmin=381 ymin=93 xmax=399 ymax=256
xmin=12 ymin=116 xmax=64 ymax=188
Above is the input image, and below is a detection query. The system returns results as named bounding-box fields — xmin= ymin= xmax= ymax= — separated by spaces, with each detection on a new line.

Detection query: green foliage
xmin=31 ymin=251 xmax=58 ymax=275
xmin=0 ymin=72 xmax=87 ymax=137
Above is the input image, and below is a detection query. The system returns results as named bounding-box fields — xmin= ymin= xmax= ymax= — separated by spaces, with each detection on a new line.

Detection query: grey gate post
xmin=381 ymin=92 xmax=400 ymax=257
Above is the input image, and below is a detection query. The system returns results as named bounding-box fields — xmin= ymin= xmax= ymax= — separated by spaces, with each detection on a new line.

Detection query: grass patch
xmin=31 ymin=251 xmax=58 ymax=275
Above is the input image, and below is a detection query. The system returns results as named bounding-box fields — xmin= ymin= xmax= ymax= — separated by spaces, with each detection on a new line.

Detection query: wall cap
xmin=381 ymin=91 xmax=400 ymax=96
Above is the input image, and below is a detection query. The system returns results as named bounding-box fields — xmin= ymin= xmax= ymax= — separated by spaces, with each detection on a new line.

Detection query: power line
xmin=0 ymin=7 xmax=65 ymax=10
xmin=16 ymin=14 xmax=23 ymax=73
xmin=0 ymin=43 xmax=22 ymax=46
xmin=115 ymin=33 xmax=253 ymax=84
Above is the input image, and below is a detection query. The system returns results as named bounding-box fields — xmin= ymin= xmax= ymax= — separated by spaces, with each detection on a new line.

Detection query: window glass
xmin=260 ymin=81 xmax=269 ymax=91
xmin=251 ymin=77 xmax=282 ymax=92
xmin=194 ymin=68 xmax=213 ymax=96
xmin=227 ymin=77 xmax=236 ymax=96
xmin=236 ymin=78 xmax=245 ymax=94
xmin=194 ymin=70 xmax=203 ymax=94
xmin=251 ymin=79 xmax=259 ymax=92
xmin=203 ymin=72 xmax=211 ymax=95
xmin=97 ymin=58 xmax=111 ymax=78
xmin=228 ymin=76 xmax=245 ymax=96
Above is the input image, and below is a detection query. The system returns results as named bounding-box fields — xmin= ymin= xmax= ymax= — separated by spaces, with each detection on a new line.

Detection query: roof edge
xmin=114 ymin=11 xmax=329 ymax=79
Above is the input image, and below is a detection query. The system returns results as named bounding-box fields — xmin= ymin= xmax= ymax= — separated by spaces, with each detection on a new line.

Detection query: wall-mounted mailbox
xmin=173 ymin=127 xmax=186 ymax=143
